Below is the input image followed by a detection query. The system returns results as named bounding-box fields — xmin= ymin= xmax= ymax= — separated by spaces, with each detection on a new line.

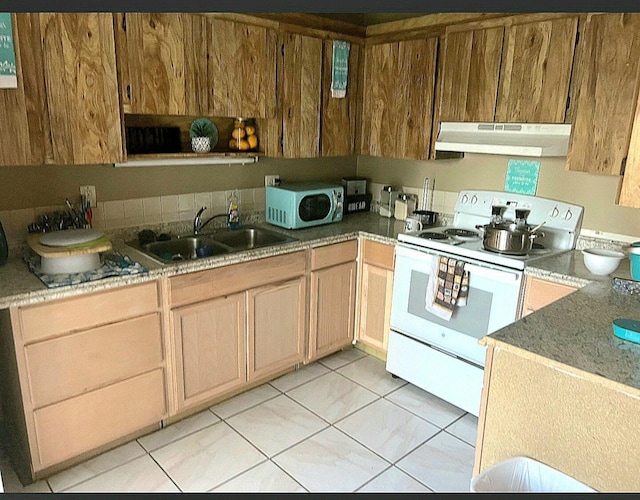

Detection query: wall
xmin=357 ymin=154 xmax=640 ymax=239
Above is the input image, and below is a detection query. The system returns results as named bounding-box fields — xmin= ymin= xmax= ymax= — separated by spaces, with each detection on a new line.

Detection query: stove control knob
xmin=461 ymin=194 xmax=469 ymax=204
xmin=563 ymin=209 xmax=573 ymax=220
xmin=551 ymin=206 xmax=560 ymax=218
xmin=471 ymin=195 xmax=478 ymax=205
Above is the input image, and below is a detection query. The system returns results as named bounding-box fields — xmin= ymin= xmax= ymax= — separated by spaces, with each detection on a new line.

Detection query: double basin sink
xmin=128 ymin=225 xmax=298 ymax=264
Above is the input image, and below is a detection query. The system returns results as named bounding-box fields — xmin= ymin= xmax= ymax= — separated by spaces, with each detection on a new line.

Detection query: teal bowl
xmin=613 ymin=318 xmax=640 ymax=344
xmin=629 ymin=248 xmax=640 ymax=281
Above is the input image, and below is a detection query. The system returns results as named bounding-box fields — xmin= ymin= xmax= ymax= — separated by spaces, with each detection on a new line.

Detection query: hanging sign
xmin=331 ymin=40 xmax=350 ymax=98
xmin=0 ymin=13 xmax=17 ymax=89
xmin=504 ymin=159 xmax=540 ymax=196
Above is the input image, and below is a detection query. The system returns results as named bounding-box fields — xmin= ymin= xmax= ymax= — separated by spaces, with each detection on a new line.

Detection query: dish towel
xmin=331 ymin=40 xmax=350 ymax=98
xmin=425 ymin=256 xmax=469 ymax=321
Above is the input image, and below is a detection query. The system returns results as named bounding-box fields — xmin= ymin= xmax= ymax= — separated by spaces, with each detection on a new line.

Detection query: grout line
xmin=146 ymin=451 xmax=184 ymax=493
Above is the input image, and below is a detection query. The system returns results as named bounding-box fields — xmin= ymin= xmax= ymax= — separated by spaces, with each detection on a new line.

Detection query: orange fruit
xmin=238 ymin=139 xmax=250 ymax=151
xmin=231 ymin=127 xmax=246 ymax=140
xmin=233 ymin=119 xmax=245 ymax=128
xmin=245 ymin=125 xmax=256 ymax=136
xmin=229 ymin=138 xmax=237 ymax=149
xmin=247 ymin=135 xmax=258 ymax=149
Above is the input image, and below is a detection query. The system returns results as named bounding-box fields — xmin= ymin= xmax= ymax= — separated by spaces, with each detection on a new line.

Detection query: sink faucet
xmin=193 ymin=207 xmax=228 ymax=235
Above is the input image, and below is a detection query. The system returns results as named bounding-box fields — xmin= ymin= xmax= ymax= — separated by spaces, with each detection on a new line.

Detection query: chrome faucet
xmin=193 ymin=206 xmax=228 ymax=235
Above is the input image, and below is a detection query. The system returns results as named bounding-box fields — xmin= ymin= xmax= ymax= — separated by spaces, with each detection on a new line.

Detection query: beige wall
xmin=0 ymin=157 xmax=358 ymax=211
xmin=357 ymin=154 xmax=640 ymax=238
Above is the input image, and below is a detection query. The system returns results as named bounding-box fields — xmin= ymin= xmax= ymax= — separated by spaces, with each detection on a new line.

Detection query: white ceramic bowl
xmin=582 ymin=248 xmax=625 ymax=275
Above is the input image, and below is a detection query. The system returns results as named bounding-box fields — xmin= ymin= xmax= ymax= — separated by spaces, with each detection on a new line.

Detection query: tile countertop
xmin=0 ymin=212 xmax=406 ymax=309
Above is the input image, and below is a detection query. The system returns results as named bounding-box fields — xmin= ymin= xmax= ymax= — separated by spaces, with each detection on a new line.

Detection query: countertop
xmin=3 ymin=210 xmax=640 ymax=395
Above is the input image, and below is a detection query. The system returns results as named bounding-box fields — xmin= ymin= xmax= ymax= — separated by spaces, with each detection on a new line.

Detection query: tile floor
xmin=0 ymin=348 xmax=478 ymax=493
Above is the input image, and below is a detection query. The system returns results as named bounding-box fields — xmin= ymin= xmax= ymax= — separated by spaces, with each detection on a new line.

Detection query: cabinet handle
xmin=126 ymin=85 xmax=131 ymax=100
xmin=122 ymin=14 xmax=126 ymax=32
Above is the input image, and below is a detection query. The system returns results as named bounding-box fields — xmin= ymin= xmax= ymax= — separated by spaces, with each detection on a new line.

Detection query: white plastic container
xmin=470 ymin=457 xmax=595 ymax=493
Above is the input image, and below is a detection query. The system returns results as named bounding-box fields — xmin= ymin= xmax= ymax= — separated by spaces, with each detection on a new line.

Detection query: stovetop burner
xmin=418 ymin=232 xmax=449 ymax=240
xmin=443 ymin=228 xmax=479 ymax=238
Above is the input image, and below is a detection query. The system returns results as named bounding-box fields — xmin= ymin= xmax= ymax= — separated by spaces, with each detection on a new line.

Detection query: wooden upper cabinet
xmin=567 ymin=14 xmax=640 ymax=176
xmin=207 ymin=18 xmax=276 ymax=119
xmin=436 ymin=27 xmax=504 ymax=124
xmin=39 ymin=13 xmax=123 ymax=165
xmin=496 ymin=17 xmax=578 ymax=123
xmin=362 ymin=37 xmax=437 ymax=160
xmin=279 ymin=32 xmax=323 ymax=158
xmin=321 ymin=39 xmax=361 ymax=156
xmin=0 ymin=14 xmax=50 ymax=166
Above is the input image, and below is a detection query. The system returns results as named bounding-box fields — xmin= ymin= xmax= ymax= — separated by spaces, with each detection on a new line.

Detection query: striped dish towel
xmin=425 ymin=256 xmax=469 ymax=320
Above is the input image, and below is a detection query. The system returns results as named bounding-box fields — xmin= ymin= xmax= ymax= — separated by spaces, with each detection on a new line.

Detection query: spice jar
xmin=228 ymin=118 xmax=259 ymax=152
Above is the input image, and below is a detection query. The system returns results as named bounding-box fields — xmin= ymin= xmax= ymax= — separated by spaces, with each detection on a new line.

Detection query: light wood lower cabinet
xmin=0 ymin=281 xmax=167 ymax=482
xmin=521 ymin=275 xmax=577 ymax=317
xmin=308 ymin=241 xmax=358 ymax=361
xmin=356 ymin=240 xmax=395 ymax=355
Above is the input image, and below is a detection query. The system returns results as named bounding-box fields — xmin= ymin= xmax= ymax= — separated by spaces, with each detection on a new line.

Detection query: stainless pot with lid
xmin=476 ymin=220 xmax=545 ymax=255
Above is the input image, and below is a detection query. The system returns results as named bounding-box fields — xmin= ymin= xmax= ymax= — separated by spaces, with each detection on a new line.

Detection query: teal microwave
xmin=266 ymin=182 xmax=344 ymax=229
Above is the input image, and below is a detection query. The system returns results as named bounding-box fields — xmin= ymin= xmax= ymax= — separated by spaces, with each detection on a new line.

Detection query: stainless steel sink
xmin=126 ymin=225 xmax=297 ymax=264
xmin=206 ymin=226 xmax=296 ymax=250
xmin=137 ymin=236 xmax=231 ymax=263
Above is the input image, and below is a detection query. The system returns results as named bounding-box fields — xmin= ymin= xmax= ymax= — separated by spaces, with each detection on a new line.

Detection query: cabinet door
xmin=567 ymin=14 xmax=640 ymax=175
xmin=0 ymin=14 xmax=50 ymax=166
xmin=173 ymin=293 xmax=246 ymax=410
xmin=521 ymin=276 xmax=577 ymax=317
xmin=118 ymin=13 xmax=197 ymax=115
xmin=362 ymin=37 xmax=437 ymax=159
xmin=321 ymin=39 xmax=361 ymax=156
xmin=357 ymin=263 xmax=394 ymax=353
xmin=208 ymin=17 xmax=277 ymax=119
xmin=495 ymin=17 xmax=578 ymax=123
xmin=40 ymin=13 xmax=123 ymax=164
xmin=309 ymin=261 xmax=357 ymax=361
xmin=436 ymin=27 xmax=503 ymax=124
xmin=248 ymin=277 xmax=305 ymax=382
xmin=279 ymin=32 xmax=322 ymax=158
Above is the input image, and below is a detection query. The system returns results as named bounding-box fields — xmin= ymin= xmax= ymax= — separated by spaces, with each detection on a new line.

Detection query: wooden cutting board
xmin=28 ymin=233 xmax=112 ymax=258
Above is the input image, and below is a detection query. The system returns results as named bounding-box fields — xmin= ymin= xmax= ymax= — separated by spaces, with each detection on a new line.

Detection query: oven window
xmin=299 ymin=194 xmax=331 ymax=221
xmin=408 ymin=270 xmax=492 ymax=337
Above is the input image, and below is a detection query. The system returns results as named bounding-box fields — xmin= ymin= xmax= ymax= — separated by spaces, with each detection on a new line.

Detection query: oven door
xmin=390 ymin=243 xmax=524 ymax=366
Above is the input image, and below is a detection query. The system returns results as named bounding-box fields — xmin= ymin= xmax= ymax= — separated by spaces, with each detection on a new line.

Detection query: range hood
xmin=435 ymin=122 xmax=572 ymax=157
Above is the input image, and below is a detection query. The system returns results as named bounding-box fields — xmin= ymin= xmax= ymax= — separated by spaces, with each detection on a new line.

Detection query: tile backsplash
xmin=0 ymin=187 xmax=267 ymax=250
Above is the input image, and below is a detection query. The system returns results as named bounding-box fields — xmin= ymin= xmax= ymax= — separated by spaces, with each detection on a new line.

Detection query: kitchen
xmin=1 ymin=10 xmax=640 ymax=493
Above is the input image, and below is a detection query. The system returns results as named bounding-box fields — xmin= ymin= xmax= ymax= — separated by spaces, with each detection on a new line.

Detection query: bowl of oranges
xmin=229 ymin=118 xmax=259 ymax=152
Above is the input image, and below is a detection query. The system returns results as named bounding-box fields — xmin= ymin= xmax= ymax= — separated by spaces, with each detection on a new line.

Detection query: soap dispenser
xmin=227 ymin=189 xmax=240 ymax=229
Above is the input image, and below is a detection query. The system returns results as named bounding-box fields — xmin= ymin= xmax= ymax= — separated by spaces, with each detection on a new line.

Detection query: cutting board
xmin=28 ymin=233 xmax=112 ymax=258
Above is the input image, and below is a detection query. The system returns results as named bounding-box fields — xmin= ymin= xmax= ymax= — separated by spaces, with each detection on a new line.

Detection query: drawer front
xmin=524 ymin=277 xmax=577 ymax=312
xmin=169 ymin=251 xmax=306 ymax=307
xmin=25 ymin=313 xmax=163 ymax=408
xmin=311 ymin=240 xmax=358 ymax=271
xmin=19 ymin=282 xmax=159 ymax=344
xmin=362 ymin=239 xmax=395 ymax=270
xmin=33 ymin=369 xmax=166 ymax=469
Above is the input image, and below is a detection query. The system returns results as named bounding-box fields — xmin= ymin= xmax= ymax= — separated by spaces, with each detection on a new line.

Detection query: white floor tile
xmin=227 ymin=395 xmax=328 ymax=457
xmin=386 ymin=383 xmax=465 ymax=428
xmin=0 ymin=467 xmax=51 ymax=493
xmin=210 ymin=383 xmax=280 ymax=420
xmin=287 ymin=372 xmax=379 ymax=423
xmin=211 ymin=461 xmax=306 ymax=492
xmin=48 ymin=441 xmax=147 ymax=492
xmin=273 ymin=427 xmax=389 ymax=492
xmin=317 ymin=347 xmax=366 ymax=370
xmin=64 ymin=455 xmax=178 ymax=493
xmin=138 ymin=410 xmax=220 ymax=452
xmin=446 ymin=413 xmax=479 ymax=447
xmin=336 ymin=399 xmax=440 ymax=462
xmin=357 ymin=466 xmax=432 ymax=493
xmin=269 ymin=362 xmax=330 ymax=392
xmin=151 ymin=421 xmax=266 ymax=492
xmin=397 ymin=432 xmax=475 ymax=492
xmin=337 ymin=355 xmax=407 ymax=396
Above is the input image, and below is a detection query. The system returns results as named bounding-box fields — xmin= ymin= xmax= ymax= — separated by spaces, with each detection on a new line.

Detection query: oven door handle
xmin=463 ymin=263 xmax=521 ymax=283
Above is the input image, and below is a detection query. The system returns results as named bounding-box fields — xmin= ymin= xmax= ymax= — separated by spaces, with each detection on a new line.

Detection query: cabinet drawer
xmin=311 ymin=240 xmax=358 ymax=271
xmin=169 ymin=251 xmax=306 ymax=307
xmin=33 ymin=368 xmax=166 ymax=469
xmin=19 ymin=282 xmax=159 ymax=344
xmin=25 ymin=313 xmax=163 ymax=408
xmin=362 ymin=239 xmax=395 ymax=270
xmin=524 ymin=276 xmax=577 ymax=313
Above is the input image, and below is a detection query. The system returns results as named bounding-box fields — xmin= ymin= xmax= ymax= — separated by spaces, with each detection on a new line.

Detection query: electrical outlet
xmin=80 ymin=185 xmax=97 ymax=207
xmin=265 ymin=175 xmax=280 ymax=187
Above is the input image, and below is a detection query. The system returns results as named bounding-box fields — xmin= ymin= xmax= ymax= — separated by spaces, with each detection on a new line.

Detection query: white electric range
xmin=386 ymin=190 xmax=584 ymax=416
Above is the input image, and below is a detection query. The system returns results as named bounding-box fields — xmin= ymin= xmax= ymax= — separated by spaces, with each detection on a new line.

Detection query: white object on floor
xmin=470 ymin=456 xmax=596 ymax=492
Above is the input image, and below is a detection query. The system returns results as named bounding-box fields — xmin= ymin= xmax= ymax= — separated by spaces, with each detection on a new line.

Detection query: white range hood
xmin=435 ymin=122 xmax=572 ymax=157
